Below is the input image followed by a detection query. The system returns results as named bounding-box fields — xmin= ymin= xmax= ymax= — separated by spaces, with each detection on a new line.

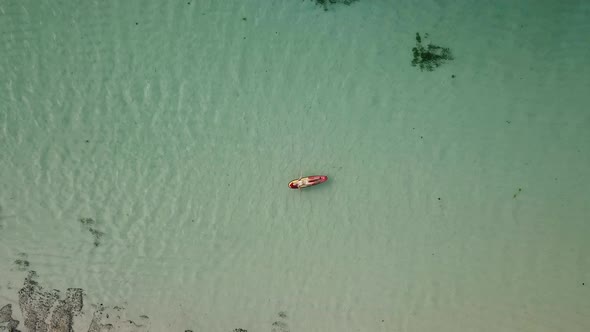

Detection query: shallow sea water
xmin=1 ymin=0 xmax=589 ymax=331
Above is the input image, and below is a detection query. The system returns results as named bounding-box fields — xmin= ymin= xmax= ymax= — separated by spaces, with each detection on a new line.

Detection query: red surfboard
xmin=288 ymin=175 xmax=328 ymax=189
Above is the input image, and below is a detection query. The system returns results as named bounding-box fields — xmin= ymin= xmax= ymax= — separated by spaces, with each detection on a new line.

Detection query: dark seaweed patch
xmin=79 ymin=217 xmax=106 ymax=247
xmin=411 ymin=32 xmax=453 ymax=71
xmin=310 ymin=0 xmax=359 ymax=11
xmin=271 ymin=311 xmax=289 ymax=332
xmin=513 ymin=187 xmax=523 ymax=199
xmin=14 ymin=253 xmax=30 ymax=271
xmin=79 ymin=217 xmax=94 ymax=226
xmin=14 ymin=259 xmax=30 ymax=271
xmin=88 ymin=228 xmax=105 ymax=247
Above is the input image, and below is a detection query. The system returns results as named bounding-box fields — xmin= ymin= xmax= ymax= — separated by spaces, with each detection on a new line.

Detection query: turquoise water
xmin=1 ymin=0 xmax=589 ymax=331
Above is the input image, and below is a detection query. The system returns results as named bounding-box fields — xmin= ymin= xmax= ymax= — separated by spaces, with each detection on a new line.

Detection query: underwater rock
xmin=2 ymin=271 xmax=148 ymax=332
xmin=18 ymin=271 xmax=60 ymax=332
xmin=49 ymin=288 xmax=83 ymax=331
xmin=411 ymin=32 xmax=454 ymax=71
xmin=0 ymin=304 xmax=21 ymax=331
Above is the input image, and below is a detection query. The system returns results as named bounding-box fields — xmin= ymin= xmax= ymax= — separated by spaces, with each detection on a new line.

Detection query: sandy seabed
xmin=1 ymin=0 xmax=589 ymax=331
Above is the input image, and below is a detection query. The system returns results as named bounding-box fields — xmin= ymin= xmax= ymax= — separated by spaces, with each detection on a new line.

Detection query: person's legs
xmin=300 ymin=178 xmax=309 ymax=188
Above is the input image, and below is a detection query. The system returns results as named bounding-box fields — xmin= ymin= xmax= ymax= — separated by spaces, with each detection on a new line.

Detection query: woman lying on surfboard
xmin=288 ymin=175 xmax=328 ymax=189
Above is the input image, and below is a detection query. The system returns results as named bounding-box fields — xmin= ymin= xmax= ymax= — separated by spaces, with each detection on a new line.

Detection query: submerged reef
xmin=1 ymin=269 xmax=251 ymax=332
xmin=16 ymin=270 xmax=82 ymax=332
xmin=311 ymin=0 xmax=359 ymax=11
xmin=0 ymin=304 xmax=20 ymax=331
xmin=411 ymin=32 xmax=454 ymax=71
xmin=2 ymin=258 xmax=283 ymax=331
xmin=1 ymin=270 xmax=150 ymax=332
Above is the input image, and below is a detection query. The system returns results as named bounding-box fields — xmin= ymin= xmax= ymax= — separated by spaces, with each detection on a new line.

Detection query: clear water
xmin=1 ymin=0 xmax=589 ymax=331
